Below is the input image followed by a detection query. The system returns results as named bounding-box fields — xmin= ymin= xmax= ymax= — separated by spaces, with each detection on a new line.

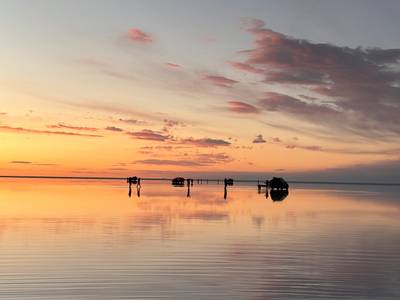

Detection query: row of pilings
xmin=127 ymin=176 xmax=288 ymax=201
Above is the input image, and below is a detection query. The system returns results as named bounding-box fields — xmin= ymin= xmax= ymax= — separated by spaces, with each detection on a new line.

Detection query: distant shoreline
xmin=0 ymin=175 xmax=399 ymax=186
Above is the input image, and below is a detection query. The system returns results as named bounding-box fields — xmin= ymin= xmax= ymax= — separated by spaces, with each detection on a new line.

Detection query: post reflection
xmin=127 ymin=177 xmax=141 ymax=198
xmin=127 ymin=178 xmax=290 ymax=202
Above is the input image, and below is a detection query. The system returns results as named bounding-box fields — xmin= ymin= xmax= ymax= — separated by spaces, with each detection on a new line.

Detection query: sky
xmin=1 ymin=0 xmax=400 ymax=182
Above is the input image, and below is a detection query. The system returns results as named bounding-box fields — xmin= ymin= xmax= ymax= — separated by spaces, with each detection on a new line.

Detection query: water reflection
xmin=137 ymin=184 xmax=141 ymax=198
xmin=128 ymin=177 xmax=141 ymax=198
xmin=187 ymin=182 xmax=191 ymax=198
xmin=270 ymin=189 xmax=289 ymax=201
xmin=0 ymin=179 xmax=399 ymax=300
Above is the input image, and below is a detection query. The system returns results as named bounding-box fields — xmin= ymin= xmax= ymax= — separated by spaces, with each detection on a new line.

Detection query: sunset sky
xmin=1 ymin=0 xmax=400 ymax=181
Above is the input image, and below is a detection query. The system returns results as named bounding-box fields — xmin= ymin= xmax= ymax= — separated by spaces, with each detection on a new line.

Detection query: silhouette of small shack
xmin=127 ymin=176 xmax=138 ymax=184
xmin=172 ymin=177 xmax=185 ymax=186
xmin=269 ymin=177 xmax=289 ymax=190
xmin=225 ymin=178 xmax=234 ymax=186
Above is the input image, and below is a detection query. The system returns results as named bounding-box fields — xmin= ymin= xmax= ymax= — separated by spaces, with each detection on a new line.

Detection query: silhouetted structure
xmin=269 ymin=177 xmax=289 ymax=190
xmin=223 ymin=178 xmax=233 ymax=199
xmin=257 ymin=180 xmax=269 ymax=192
xmin=172 ymin=177 xmax=185 ymax=186
xmin=127 ymin=176 xmax=141 ymax=198
xmin=270 ymin=189 xmax=288 ymax=201
xmin=127 ymin=176 xmax=138 ymax=185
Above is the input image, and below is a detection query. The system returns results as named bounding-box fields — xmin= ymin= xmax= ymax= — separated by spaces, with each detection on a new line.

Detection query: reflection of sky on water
xmin=0 ymin=179 xmax=399 ymax=299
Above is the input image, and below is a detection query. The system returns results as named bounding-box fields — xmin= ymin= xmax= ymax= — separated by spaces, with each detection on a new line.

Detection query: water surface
xmin=0 ymin=179 xmax=399 ymax=299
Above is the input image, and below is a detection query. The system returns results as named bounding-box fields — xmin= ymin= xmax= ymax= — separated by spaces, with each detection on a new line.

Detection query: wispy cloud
xmin=126 ymin=129 xmax=170 ymax=141
xmin=135 ymin=152 xmax=233 ymax=167
xmin=180 ymin=137 xmax=231 ymax=147
xmin=139 ymin=145 xmax=190 ymax=153
xmin=10 ymin=161 xmax=57 ymax=166
xmin=0 ymin=125 xmax=103 ymax=137
xmin=267 ymin=136 xmax=400 ymax=156
xmin=57 ymin=99 xmax=160 ymax=123
xmin=77 ymin=58 xmax=138 ymax=82
xmin=47 ymin=123 xmax=99 ymax=131
xmin=165 ymin=62 xmax=182 ymax=68
xmin=105 ymin=126 xmax=124 ymax=132
xmin=228 ymin=61 xmax=263 ymax=74
xmin=203 ymin=75 xmax=239 ymax=88
xmin=134 ymin=159 xmax=203 ymax=167
xmin=228 ymin=101 xmax=260 ymax=113
xmin=259 ymin=92 xmax=337 ymax=115
xmin=119 ymin=118 xmax=148 ymax=125
xmin=127 ymin=28 xmax=153 ymax=43
xmin=162 ymin=119 xmax=185 ymax=132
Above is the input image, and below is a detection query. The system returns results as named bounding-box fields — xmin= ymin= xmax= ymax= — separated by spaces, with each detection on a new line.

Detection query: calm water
xmin=0 ymin=179 xmax=400 ymax=299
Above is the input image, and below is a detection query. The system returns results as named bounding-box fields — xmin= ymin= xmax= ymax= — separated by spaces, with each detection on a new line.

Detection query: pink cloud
xmin=259 ymin=92 xmax=337 ymax=115
xmin=165 ymin=62 xmax=182 ymax=68
xmin=127 ymin=28 xmax=153 ymax=43
xmin=238 ymin=18 xmax=400 ymax=137
xmin=228 ymin=61 xmax=263 ymax=74
xmin=126 ymin=129 xmax=170 ymax=141
xmin=203 ymin=75 xmax=238 ymax=88
xmin=228 ymin=101 xmax=260 ymax=114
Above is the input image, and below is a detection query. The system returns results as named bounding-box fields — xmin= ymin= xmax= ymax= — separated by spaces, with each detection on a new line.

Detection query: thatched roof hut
xmin=172 ymin=177 xmax=185 ymax=186
xmin=269 ymin=177 xmax=289 ymax=190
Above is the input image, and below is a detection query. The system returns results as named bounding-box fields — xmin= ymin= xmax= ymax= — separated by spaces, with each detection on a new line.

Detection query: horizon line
xmin=0 ymin=175 xmax=399 ymax=186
